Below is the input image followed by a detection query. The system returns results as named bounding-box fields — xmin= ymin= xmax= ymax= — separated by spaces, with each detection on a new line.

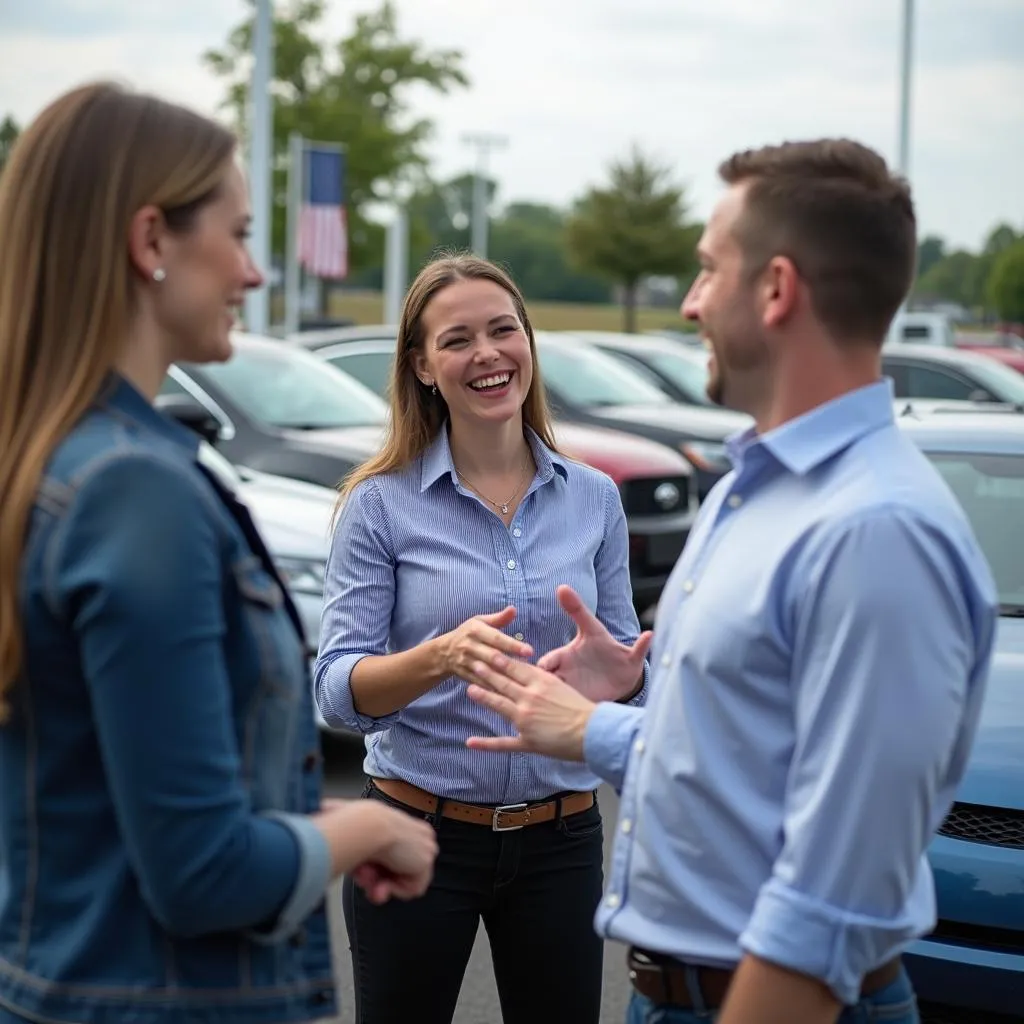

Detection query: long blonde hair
xmin=0 ymin=82 xmax=236 ymax=718
xmin=338 ymin=253 xmax=559 ymax=507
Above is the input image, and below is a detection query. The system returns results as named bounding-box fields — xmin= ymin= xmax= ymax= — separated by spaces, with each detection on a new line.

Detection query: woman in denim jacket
xmin=0 ymin=83 xmax=438 ymax=1024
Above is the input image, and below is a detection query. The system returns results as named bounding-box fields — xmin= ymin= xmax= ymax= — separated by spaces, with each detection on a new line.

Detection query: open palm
xmin=539 ymin=586 xmax=652 ymax=703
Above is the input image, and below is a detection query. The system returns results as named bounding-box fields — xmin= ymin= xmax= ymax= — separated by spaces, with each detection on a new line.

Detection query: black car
xmin=880 ymin=343 xmax=1024 ymax=408
xmin=565 ymin=330 xmax=715 ymax=407
xmin=156 ymin=333 xmax=387 ymax=489
xmin=292 ymin=327 xmax=749 ymax=501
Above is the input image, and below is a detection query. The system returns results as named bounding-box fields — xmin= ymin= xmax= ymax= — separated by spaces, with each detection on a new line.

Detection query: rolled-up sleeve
xmin=54 ymin=454 xmax=331 ymax=940
xmin=739 ymin=507 xmax=995 ymax=1004
xmin=314 ymin=480 xmax=400 ymax=733
xmin=595 ymin=482 xmax=650 ymax=707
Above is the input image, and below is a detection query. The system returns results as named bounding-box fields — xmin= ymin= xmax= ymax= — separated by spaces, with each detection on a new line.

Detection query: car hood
xmin=955 ymin=616 xmax=1024 ymax=810
xmin=553 ymin=422 xmax=692 ymax=478
xmin=236 ymin=471 xmax=335 ymax=560
xmin=278 ymin=423 xmax=386 ymax=458
xmin=591 ymin=403 xmax=752 ymax=440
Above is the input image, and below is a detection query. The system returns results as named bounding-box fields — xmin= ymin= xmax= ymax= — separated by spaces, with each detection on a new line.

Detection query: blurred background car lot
xmin=169 ymin=325 xmax=1024 ymax=1022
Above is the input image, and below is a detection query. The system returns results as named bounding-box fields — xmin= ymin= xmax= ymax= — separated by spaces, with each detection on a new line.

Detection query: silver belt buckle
xmin=492 ymin=802 xmax=528 ymax=831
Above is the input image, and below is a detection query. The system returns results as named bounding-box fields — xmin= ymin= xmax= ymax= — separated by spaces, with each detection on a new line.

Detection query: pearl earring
xmin=152 ymin=268 xmax=166 ymax=283
xmin=431 ymin=383 xmax=437 ymax=395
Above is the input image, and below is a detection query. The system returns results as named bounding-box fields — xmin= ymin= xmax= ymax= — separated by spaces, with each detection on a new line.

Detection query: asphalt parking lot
xmin=321 ymin=734 xmax=633 ymax=1024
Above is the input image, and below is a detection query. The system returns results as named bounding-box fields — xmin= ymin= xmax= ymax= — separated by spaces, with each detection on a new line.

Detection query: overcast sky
xmin=1 ymin=0 xmax=1021 ymax=251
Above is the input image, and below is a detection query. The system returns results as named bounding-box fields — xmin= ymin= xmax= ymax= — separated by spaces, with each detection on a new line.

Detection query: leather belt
xmin=370 ymin=776 xmax=595 ymax=832
xmin=627 ymin=946 xmax=902 ymax=1010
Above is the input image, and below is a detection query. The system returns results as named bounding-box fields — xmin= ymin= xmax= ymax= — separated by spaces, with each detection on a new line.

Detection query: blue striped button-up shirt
xmin=315 ymin=426 xmax=647 ymax=803
xmin=583 ymin=380 xmax=998 ymax=1005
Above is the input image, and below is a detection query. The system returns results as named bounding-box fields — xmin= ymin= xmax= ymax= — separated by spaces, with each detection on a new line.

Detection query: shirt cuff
xmin=740 ymin=876 xmax=925 ymax=1005
xmin=583 ymin=702 xmax=645 ymax=792
xmin=243 ymin=812 xmax=332 ymax=946
xmin=315 ymin=652 xmax=401 ymax=732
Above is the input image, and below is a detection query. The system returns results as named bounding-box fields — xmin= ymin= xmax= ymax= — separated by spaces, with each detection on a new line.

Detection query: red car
xmin=956 ymin=331 xmax=1024 ymax=375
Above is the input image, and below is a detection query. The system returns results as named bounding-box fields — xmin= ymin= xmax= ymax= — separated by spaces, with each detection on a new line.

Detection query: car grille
xmin=620 ymin=475 xmax=691 ymax=516
xmin=919 ymin=1003 xmax=1021 ymax=1023
xmin=938 ymin=802 xmax=1024 ymax=850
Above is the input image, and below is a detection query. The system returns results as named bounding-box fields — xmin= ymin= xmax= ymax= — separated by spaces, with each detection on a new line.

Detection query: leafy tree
xmin=916 ymin=235 xmax=946 ymax=279
xmin=916 ymin=250 xmax=986 ymax=310
xmin=987 ymin=241 xmax=1024 ymax=323
xmin=204 ymin=0 xmax=468 ymax=271
xmin=565 ymin=146 xmax=698 ymax=332
xmin=0 ymin=115 xmax=19 ymax=175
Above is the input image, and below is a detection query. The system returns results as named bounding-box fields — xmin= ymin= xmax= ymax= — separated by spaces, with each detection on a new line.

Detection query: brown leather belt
xmin=370 ymin=776 xmax=595 ymax=832
xmin=627 ymin=946 xmax=902 ymax=1010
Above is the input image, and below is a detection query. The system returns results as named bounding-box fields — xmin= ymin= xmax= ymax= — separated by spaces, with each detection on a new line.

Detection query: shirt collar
xmin=420 ymin=423 xmax=568 ymax=493
xmin=725 ymin=378 xmax=896 ymax=477
xmin=96 ymin=373 xmax=201 ymax=457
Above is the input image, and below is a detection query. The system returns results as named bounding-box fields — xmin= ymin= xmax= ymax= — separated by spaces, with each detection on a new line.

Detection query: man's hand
xmin=464 ymin=649 xmax=596 ymax=762
xmin=538 ymin=585 xmax=652 ymax=702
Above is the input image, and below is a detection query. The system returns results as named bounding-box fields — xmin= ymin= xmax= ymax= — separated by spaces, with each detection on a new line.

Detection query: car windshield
xmin=643 ymin=349 xmax=712 ymax=405
xmin=926 ymin=451 xmax=1024 ymax=612
xmin=196 ymin=341 xmax=388 ymax=429
xmin=537 ymin=341 xmax=672 ymax=408
xmin=961 ymin=358 xmax=1024 ymax=405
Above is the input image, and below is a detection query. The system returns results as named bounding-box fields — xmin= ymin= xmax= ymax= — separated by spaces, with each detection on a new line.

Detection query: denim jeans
xmin=342 ymin=779 xmax=605 ymax=1024
xmin=625 ymin=967 xmax=919 ymax=1024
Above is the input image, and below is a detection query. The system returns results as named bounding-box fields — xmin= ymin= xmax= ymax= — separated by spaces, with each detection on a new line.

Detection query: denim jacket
xmin=0 ymin=376 xmax=338 ymax=1024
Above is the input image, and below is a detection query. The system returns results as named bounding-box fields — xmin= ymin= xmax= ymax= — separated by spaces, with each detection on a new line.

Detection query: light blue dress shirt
xmin=316 ymin=426 xmax=648 ymax=803
xmin=583 ymin=380 xmax=998 ymax=1005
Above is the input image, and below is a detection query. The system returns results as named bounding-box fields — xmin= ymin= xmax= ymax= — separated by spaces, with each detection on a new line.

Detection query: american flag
xmin=297 ymin=146 xmax=348 ymax=279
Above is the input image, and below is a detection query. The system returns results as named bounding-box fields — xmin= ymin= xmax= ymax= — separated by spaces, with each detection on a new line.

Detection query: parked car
xmin=288 ymin=328 xmax=701 ymax=611
xmin=195 ymin=442 xmax=343 ymax=733
xmin=882 ymin=343 xmax=1024 ymax=409
xmin=886 ymin=310 xmax=957 ymax=347
xmin=895 ymin=410 xmax=1024 ymax=1021
xmin=562 ymin=330 xmax=714 ymax=407
xmin=156 ymin=332 xmax=388 ymax=489
xmin=956 ymin=332 xmax=1024 ymax=376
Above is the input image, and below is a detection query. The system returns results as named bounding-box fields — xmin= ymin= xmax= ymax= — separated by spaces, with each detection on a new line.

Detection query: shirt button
xmin=514 ymin=632 xmax=524 ymax=641
xmin=682 ymin=579 xmax=695 ymax=593
xmin=606 ymin=893 xmax=621 ymax=909
xmin=506 ymin=559 xmax=516 ymax=570
xmin=727 ymin=494 xmax=743 ymax=508
xmin=513 ymin=528 xmax=522 ymax=537
xmin=660 ymin=654 xmax=671 ymax=667
xmin=621 ymin=819 xmax=633 ymax=835
xmin=635 ymin=739 xmax=645 ymax=755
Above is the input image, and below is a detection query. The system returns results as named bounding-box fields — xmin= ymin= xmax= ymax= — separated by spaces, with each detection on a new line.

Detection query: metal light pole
xmin=244 ymin=0 xmax=274 ymax=335
xmin=897 ymin=0 xmax=914 ymax=178
xmin=461 ymin=132 xmax=507 ymax=259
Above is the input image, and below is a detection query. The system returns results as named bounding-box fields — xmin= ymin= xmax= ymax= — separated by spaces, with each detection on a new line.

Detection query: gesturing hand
xmin=439 ymin=606 xmax=533 ymax=685
xmin=538 ymin=586 xmax=652 ymax=703
xmin=464 ymin=650 xmax=596 ymax=763
xmin=351 ymin=805 xmax=439 ymax=905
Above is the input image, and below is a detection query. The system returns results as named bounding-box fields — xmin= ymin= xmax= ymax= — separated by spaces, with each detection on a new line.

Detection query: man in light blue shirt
xmin=464 ymin=139 xmax=998 ymax=1024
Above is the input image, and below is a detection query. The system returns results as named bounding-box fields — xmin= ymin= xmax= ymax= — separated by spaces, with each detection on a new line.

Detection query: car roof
xmin=289 ymin=324 xmax=397 ymax=349
xmin=898 ymin=409 xmax=1024 ymax=452
xmin=562 ymin=330 xmax=707 ymax=361
xmin=882 ymin=342 xmax=1004 ymax=369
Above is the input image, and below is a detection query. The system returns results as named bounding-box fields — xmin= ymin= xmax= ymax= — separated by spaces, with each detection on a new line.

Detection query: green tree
xmin=0 ymin=115 xmax=20 ymax=175
xmin=916 ymin=250 xmax=985 ymax=309
xmin=565 ymin=146 xmax=698 ymax=332
xmin=987 ymin=240 xmax=1024 ymax=323
xmin=916 ymin=235 xmax=946 ymax=279
xmin=204 ymin=0 xmax=468 ymax=272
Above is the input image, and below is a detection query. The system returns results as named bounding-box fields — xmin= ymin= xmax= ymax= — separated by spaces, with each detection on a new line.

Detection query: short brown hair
xmin=718 ymin=139 xmax=916 ymax=344
xmin=338 ymin=252 xmax=558 ymax=507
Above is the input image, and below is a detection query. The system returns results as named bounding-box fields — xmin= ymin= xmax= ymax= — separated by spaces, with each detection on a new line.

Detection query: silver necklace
xmin=457 ymin=454 xmax=532 ymax=515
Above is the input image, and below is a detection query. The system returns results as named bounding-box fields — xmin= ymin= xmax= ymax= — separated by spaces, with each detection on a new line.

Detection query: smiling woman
xmin=315 ymin=252 xmax=652 ymax=1024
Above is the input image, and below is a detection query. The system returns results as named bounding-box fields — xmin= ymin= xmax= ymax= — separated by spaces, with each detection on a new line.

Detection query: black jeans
xmin=343 ymin=779 xmax=606 ymax=1024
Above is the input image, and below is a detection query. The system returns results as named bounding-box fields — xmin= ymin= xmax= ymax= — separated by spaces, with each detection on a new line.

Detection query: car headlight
xmin=679 ymin=441 xmax=731 ymax=472
xmin=275 ymin=557 xmax=327 ymax=596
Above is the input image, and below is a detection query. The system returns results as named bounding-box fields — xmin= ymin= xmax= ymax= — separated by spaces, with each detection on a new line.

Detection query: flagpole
xmin=244 ymin=0 xmax=273 ymax=336
xmin=284 ymin=132 xmax=303 ymax=336
xmin=383 ymin=202 xmax=408 ymax=325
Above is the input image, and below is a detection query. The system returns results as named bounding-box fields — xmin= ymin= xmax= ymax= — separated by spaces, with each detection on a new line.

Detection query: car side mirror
xmin=968 ymin=388 xmax=997 ymax=403
xmin=156 ymin=394 xmax=222 ymax=445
